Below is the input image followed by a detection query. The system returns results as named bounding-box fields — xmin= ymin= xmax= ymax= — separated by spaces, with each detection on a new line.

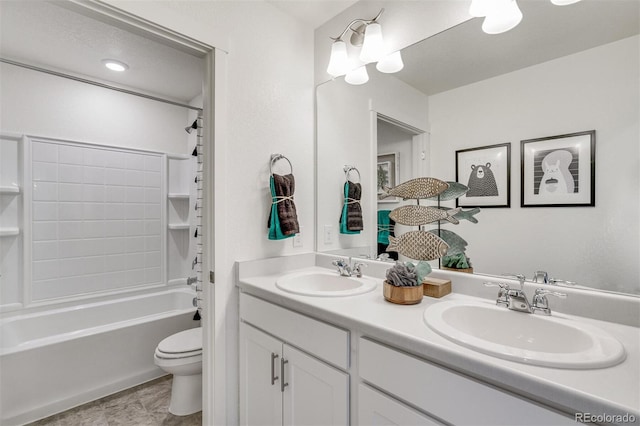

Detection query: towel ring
xmin=270 ymin=154 xmax=293 ymax=175
xmin=343 ymin=165 xmax=361 ymax=183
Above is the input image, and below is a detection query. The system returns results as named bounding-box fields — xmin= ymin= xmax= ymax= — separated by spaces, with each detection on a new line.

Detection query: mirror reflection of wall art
xmin=521 ymin=130 xmax=595 ymax=207
xmin=377 ymin=152 xmax=399 ymax=203
xmin=455 ymin=143 xmax=511 ymax=208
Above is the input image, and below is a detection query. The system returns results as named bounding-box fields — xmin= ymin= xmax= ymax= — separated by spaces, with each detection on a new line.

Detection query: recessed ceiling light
xmin=102 ymin=59 xmax=129 ymax=72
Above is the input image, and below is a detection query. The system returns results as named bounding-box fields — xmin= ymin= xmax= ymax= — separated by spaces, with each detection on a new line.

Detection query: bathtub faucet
xmin=186 ymin=276 xmax=197 ymax=286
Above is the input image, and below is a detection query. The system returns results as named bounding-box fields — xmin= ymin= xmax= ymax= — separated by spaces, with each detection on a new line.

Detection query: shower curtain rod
xmin=1 ymin=57 xmax=203 ymax=112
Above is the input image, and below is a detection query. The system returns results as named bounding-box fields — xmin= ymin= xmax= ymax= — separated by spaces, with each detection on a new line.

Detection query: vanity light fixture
xmin=376 ymin=51 xmax=404 ymax=74
xmin=102 ymin=59 xmax=129 ymax=72
xmin=470 ymin=0 xmax=583 ymax=34
xmin=326 ymin=8 xmax=404 ymax=84
xmin=345 ymin=65 xmax=369 ymax=85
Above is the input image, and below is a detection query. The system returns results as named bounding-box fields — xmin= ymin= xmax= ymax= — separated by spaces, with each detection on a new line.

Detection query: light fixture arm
xmin=330 ymin=8 xmax=384 ymax=42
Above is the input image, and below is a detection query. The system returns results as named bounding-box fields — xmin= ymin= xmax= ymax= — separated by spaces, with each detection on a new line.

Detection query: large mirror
xmin=316 ymin=0 xmax=639 ymax=295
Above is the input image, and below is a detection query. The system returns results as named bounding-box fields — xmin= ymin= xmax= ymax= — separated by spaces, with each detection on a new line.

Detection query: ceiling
xmin=0 ymin=0 xmax=356 ymax=103
xmin=396 ymin=0 xmax=640 ymax=95
xmin=2 ymin=0 xmax=637 ymax=103
xmin=0 ymin=1 xmax=205 ymax=103
xmin=266 ymin=0 xmax=358 ymax=28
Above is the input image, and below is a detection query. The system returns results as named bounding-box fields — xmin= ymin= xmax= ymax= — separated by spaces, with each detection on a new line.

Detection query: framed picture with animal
xmin=455 ymin=143 xmax=511 ymax=208
xmin=521 ymin=130 xmax=595 ymax=207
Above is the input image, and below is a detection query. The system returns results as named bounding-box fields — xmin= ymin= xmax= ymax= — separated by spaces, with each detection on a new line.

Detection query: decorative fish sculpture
xmin=455 ymin=207 xmax=481 ymax=224
xmin=389 ymin=205 xmax=461 ymax=226
xmin=386 ymin=231 xmax=449 ymax=261
xmin=379 ymin=177 xmax=449 ymax=200
xmin=425 ymin=182 xmax=469 ymax=201
xmin=427 ymin=229 xmax=467 ymax=256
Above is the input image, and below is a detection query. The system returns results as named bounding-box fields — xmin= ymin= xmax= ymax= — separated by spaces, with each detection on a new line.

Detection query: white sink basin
xmin=276 ymin=270 xmax=378 ymax=297
xmin=424 ymin=301 xmax=626 ymax=369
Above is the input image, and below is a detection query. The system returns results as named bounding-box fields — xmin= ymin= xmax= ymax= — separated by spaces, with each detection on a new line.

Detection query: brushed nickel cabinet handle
xmin=280 ymin=358 xmax=289 ymax=392
xmin=271 ymin=352 xmax=279 ymax=385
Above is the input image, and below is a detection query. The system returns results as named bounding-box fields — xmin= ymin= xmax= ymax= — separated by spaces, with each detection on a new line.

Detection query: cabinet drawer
xmin=359 ymin=338 xmax=574 ymax=426
xmin=240 ymin=293 xmax=349 ymax=369
xmin=358 ymin=384 xmax=443 ymax=426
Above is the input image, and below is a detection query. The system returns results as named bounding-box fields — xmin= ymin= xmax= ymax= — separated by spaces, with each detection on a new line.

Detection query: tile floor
xmin=27 ymin=376 xmax=202 ymax=426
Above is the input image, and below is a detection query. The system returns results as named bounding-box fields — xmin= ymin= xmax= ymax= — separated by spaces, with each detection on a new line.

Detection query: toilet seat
xmin=155 ymin=327 xmax=202 ymax=359
xmin=155 ymin=347 xmax=202 ymax=360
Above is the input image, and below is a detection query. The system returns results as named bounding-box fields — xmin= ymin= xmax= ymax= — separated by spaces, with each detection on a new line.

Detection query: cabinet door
xmin=282 ymin=344 xmax=349 ymax=426
xmin=358 ymin=384 xmax=443 ymax=426
xmin=240 ymin=323 xmax=283 ymax=426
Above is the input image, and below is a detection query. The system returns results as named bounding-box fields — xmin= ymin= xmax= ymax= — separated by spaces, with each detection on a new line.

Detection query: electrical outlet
xmin=324 ymin=225 xmax=334 ymax=244
xmin=293 ymin=227 xmax=303 ymax=248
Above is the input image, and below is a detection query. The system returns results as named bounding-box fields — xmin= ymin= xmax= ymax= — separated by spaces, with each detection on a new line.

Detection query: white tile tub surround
xmin=30 ymin=140 xmax=164 ymax=301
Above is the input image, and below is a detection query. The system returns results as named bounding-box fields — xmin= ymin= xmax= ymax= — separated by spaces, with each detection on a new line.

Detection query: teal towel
xmin=339 ymin=181 xmax=361 ymax=234
xmin=377 ymin=210 xmax=392 ymax=244
xmin=268 ymin=175 xmax=295 ymax=240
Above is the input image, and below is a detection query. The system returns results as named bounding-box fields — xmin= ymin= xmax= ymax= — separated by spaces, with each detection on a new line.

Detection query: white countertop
xmin=236 ymin=254 xmax=640 ymax=423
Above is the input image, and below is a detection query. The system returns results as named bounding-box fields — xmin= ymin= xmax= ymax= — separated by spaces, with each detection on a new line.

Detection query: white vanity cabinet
xmin=239 ymin=293 xmax=349 ymax=426
xmin=358 ymin=337 xmax=575 ymax=426
xmin=358 ymin=384 xmax=444 ymax=426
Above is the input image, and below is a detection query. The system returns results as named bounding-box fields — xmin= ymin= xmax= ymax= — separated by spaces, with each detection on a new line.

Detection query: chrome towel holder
xmin=343 ymin=165 xmax=361 ymax=183
xmin=270 ymin=154 xmax=293 ymax=175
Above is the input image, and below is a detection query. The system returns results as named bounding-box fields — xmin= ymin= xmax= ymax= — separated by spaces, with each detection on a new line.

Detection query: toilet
xmin=154 ymin=327 xmax=203 ymax=416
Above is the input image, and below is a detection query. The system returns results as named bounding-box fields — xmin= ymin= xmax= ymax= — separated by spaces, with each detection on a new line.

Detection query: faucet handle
xmin=332 ymin=258 xmax=347 ymax=267
xmin=502 ymin=273 xmax=526 ymax=289
xmin=484 ymin=282 xmax=510 ymax=307
xmin=484 ymin=282 xmax=510 ymax=290
xmin=352 ymin=262 xmax=367 ymax=277
xmin=549 ymin=278 xmax=577 ymax=286
xmin=532 ymin=288 xmax=566 ymax=315
xmin=534 ymin=288 xmax=567 ymax=299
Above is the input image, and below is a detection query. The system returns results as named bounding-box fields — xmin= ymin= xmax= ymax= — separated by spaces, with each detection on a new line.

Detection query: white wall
xmin=100 ymin=2 xmax=315 ymax=424
xmin=316 ymin=71 xmax=428 ymax=257
xmin=0 ymin=63 xmax=190 ymax=154
xmin=428 ymin=36 xmax=640 ymax=293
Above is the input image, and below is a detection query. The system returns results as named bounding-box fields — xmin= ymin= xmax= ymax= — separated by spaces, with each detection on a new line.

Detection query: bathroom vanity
xmin=237 ymin=253 xmax=640 ymax=426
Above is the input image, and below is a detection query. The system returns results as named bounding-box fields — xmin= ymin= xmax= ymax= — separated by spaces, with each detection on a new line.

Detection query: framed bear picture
xmin=456 ymin=143 xmax=511 ymax=208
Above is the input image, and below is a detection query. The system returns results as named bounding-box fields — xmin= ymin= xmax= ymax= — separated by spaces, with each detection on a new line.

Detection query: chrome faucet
xmin=532 ymin=270 xmax=549 ymax=284
xmin=485 ymin=273 xmax=567 ymax=315
xmin=331 ymin=258 xmax=366 ymax=277
xmin=332 ymin=259 xmax=352 ymax=277
xmin=502 ymin=274 xmax=533 ymax=313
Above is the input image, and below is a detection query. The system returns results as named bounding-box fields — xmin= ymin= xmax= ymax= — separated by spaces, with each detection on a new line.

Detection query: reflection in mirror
xmin=316 ymin=0 xmax=639 ymax=295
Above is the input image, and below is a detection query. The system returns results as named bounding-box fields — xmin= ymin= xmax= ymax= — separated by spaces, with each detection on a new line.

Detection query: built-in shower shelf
xmin=0 ymin=228 xmax=20 ymax=237
xmin=168 ymin=223 xmax=190 ymax=230
xmin=168 ymin=193 xmax=190 ymax=200
xmin=168 ymin=277 xmax=189 ymax=286
xmin=0 ymin=186 xmax=20 ymax=194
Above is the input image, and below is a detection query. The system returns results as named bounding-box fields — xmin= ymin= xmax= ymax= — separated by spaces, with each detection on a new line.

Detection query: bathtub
xmin=0 ymin=288 xmax=199 ymax=426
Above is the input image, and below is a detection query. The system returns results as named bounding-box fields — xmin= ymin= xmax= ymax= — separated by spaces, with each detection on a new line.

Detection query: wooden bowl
xmin=442 ymin=266 xmax=474 ymax=274
xmin=383 ymin=281 xmax=423 ymax=305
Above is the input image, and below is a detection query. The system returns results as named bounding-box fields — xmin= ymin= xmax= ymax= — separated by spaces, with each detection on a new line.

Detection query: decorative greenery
xmin=385 ymin=261 xmax=420 ymax=287
xmin=442 ymin=252 xmax=471 ymax=269
xmin=408 ymin=261 xmax=432 ymax=283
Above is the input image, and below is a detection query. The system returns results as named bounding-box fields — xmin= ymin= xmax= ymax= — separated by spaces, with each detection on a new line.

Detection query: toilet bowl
xmin=154 ymin=327 xmax=202 ymax=416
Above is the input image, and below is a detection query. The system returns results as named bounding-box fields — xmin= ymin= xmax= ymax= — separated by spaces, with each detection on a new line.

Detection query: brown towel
xmin=271 ymin=173 xmax=299 ymax=236
xmin=346 ymin=181 xmax=363 ymax=231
